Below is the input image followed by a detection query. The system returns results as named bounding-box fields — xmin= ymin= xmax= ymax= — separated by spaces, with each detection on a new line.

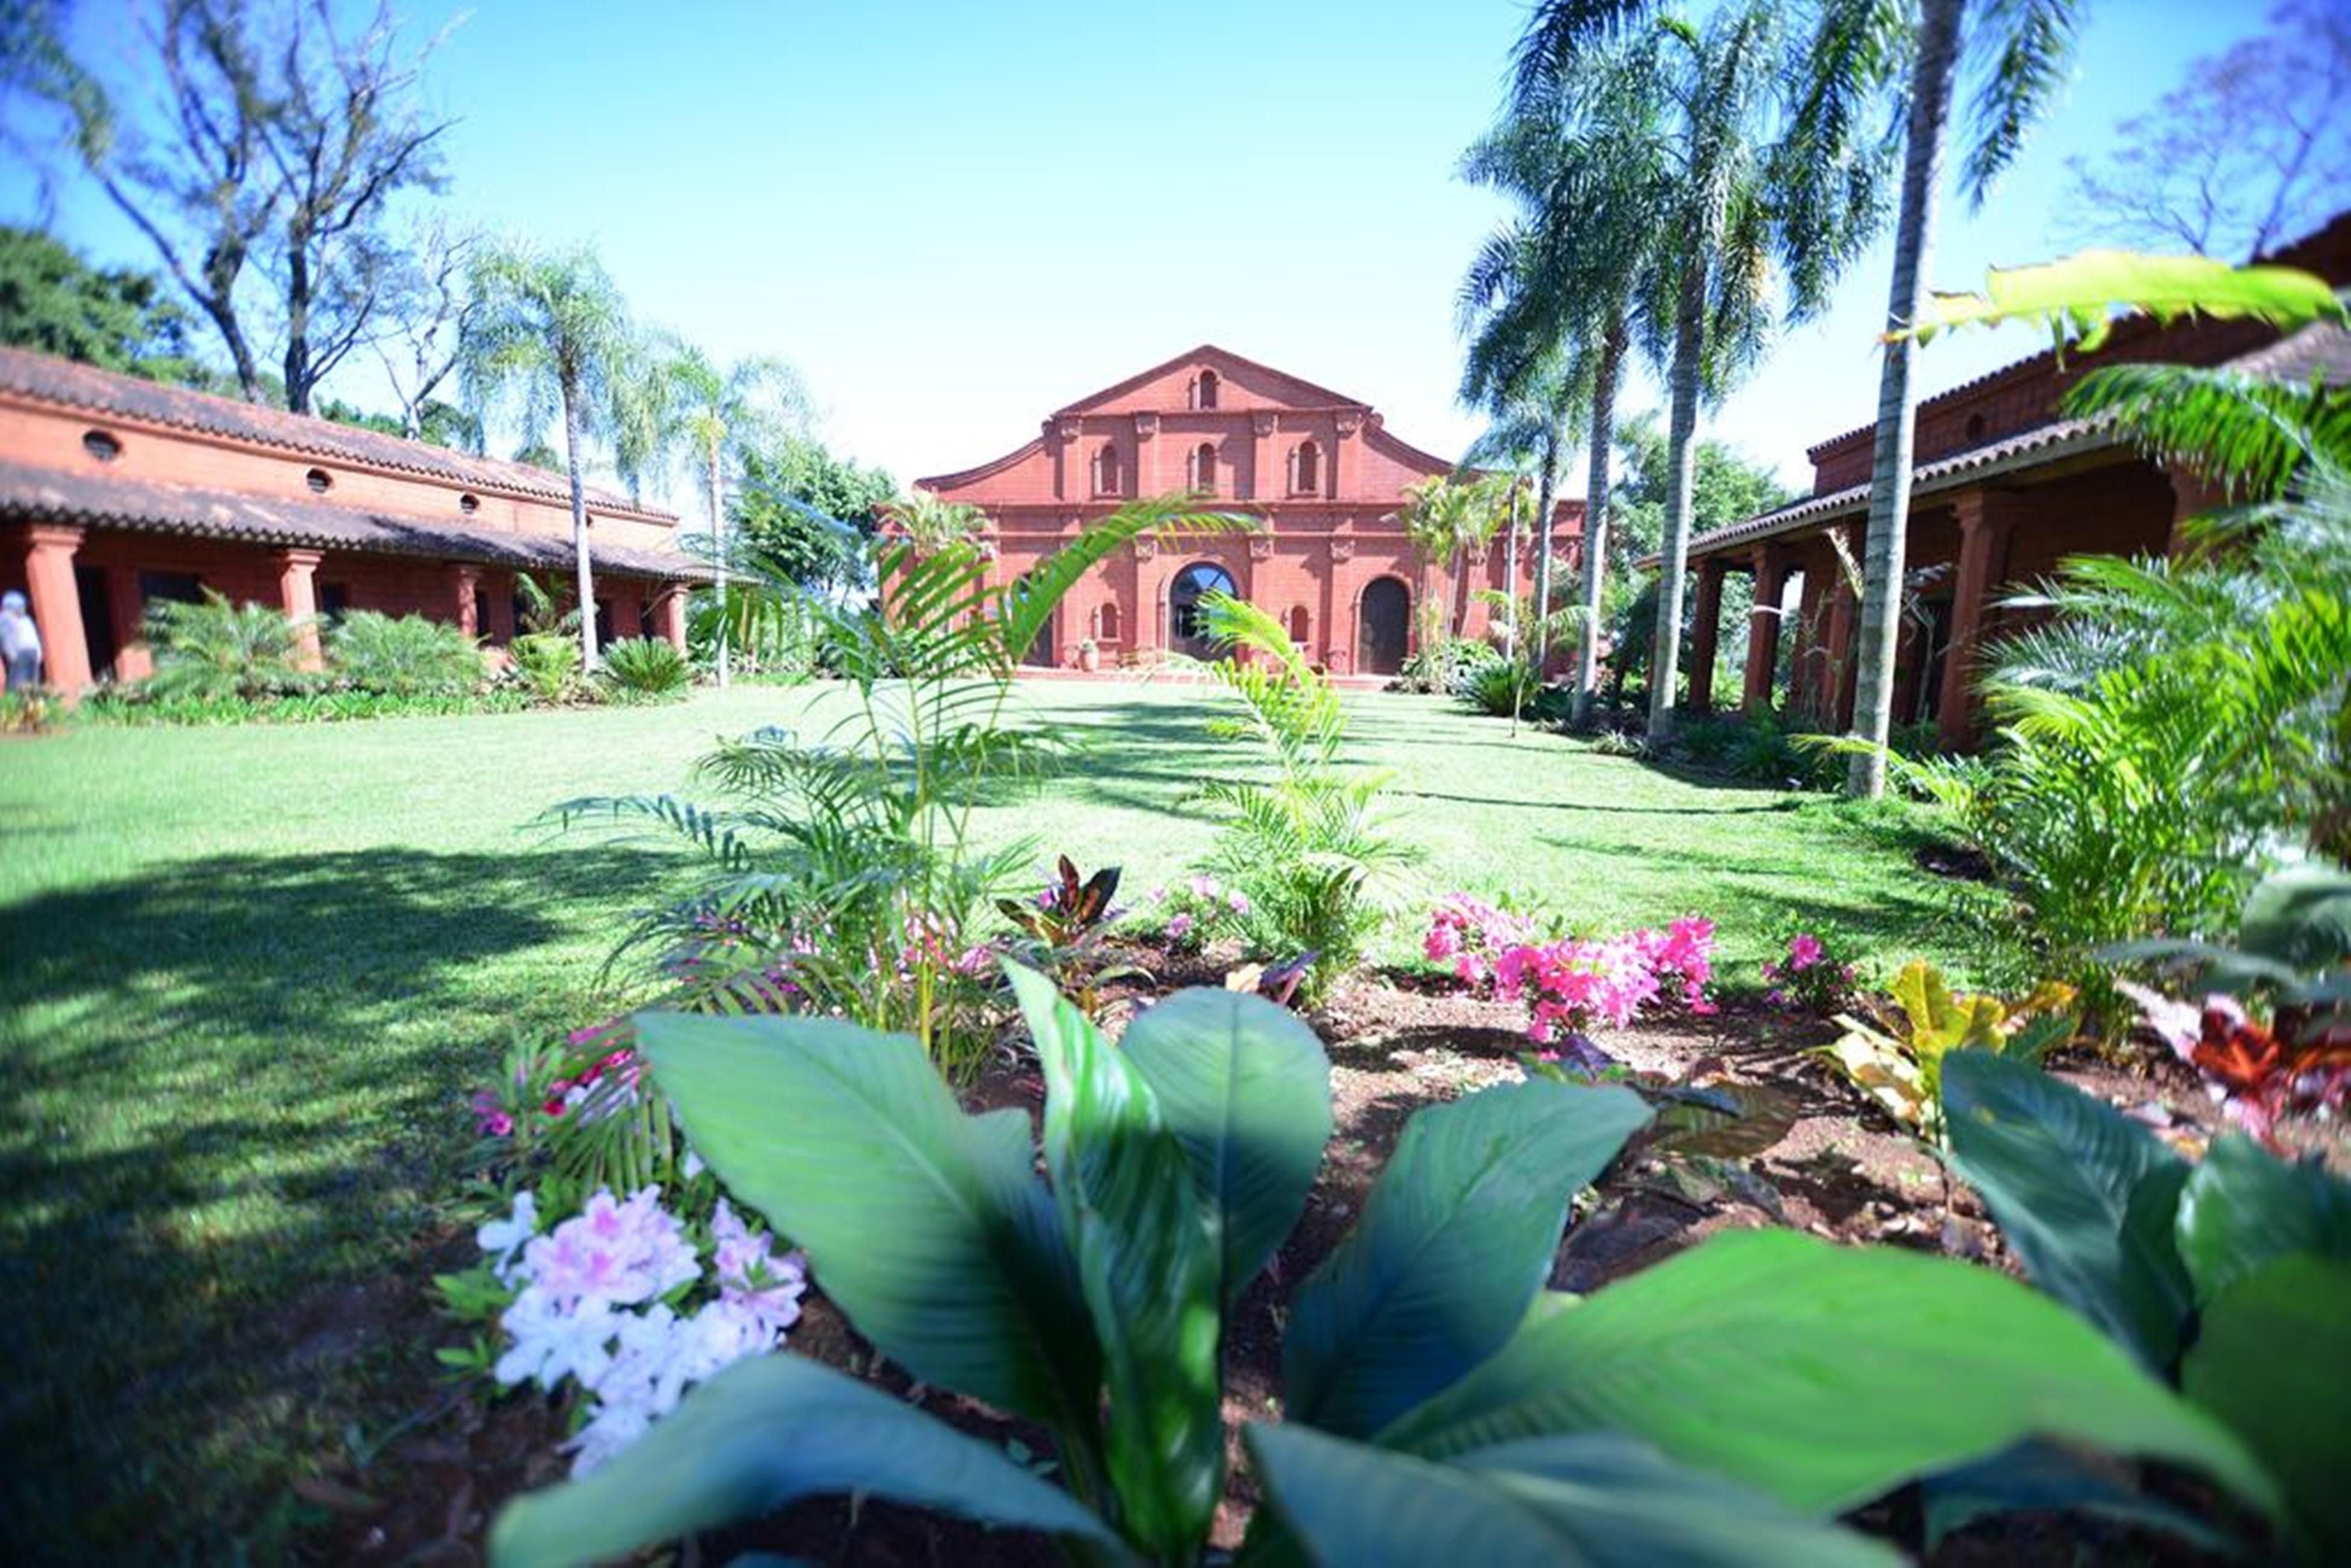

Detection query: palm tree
xmin=1457 ymin=360 xmax=1583 ymax=668
xmin=662 ymin=343 xmax=811 ymax=686
xmin=1839 ymin=0 xmax=2087 ymax=797
xmin=1461 ymin=28 xmax=1671 ymax=720
xmin=1515 ymin=1 xmax=1891 ymax=740
xmin=882 ymin=488 xmax=990 ymax=555
xmin=461 ymin=241 xmax=634 ymax=669
xmin=1399 ymin=474 xmax=1507 ymax=639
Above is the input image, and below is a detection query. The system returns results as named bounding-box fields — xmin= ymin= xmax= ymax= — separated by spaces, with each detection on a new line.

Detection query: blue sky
xmin=3 ymin=0 xmax=2292 ymax=505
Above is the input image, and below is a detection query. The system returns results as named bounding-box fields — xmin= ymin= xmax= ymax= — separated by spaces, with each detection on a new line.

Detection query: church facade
xmin=914 ymin=346 xmax=1581 ymax=677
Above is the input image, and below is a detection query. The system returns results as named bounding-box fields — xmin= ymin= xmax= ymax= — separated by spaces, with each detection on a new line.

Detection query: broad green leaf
xmin=2181 ymin=1254 xmax=2351 ymax=1559
xmin=1897 ymin=250 xmax=2349 ymax=349
xmin=1245 ymin=1423 xmax=1896 ymax=1567
xmin=2174 ymin=1135 xmax=2351 ymax=1307
xmin=635 ymin=1012 xmax=1100 ymax=1432
xmin=1940 ymin=1050 xmax=2192 ymax=1371
xmin=1119 ymin=985 xmax=1332 ymax=1306
xmin=2235 ymin=865 xmax=2351 ymax=972
xmin=1009 ymin=964 xmax=1224 ymax=1561
xmin=1922 ymin=1439 xmax=2228 ymax=1554
xmin=489 ymin=1354 xmax=1128 ymax=1568
xmin=1283 ymin=1079 xmax=1650 ymax=1438
xmin=1378 ymin=1228 xmax=2278 ymax=1519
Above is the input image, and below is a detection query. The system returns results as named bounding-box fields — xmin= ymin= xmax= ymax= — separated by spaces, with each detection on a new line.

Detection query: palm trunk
xmin=563 ymin=379 xmax=598 ymax=669
xmin=1847 ymin=0 xmax=1961 ymax=797
xmin=1648 ymin=253 xmax=1708 ymax=740
xmin=1530 ymin=434 xmax=1559 ymax=670
xmin=1502 ymin=483 xmax=1522 ymax=662
xmin=709 ymin=435 xmax=730 ymax=688
xmin=1572 ymin=318 xmax=1627 ymax=728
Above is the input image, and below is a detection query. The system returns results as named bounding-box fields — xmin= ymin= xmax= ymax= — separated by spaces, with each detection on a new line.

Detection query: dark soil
xmin=314 ymin=949 xmax=2329 ymax=1566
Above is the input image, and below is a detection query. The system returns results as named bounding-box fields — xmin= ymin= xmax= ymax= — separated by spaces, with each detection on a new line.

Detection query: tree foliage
xmin=2064 ymin=0 xmax=2351 ymax=262
xmin=10 ymin=0 xmax=455 ymax=411
xmin=0 ymin=224 xmax=206 ymax=383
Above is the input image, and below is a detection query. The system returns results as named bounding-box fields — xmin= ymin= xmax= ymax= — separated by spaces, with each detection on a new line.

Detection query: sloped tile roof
xmin=0 ymin=461 xmax=704 ymax=579
xmin=0 ymin=346 xmax=671 ymax=521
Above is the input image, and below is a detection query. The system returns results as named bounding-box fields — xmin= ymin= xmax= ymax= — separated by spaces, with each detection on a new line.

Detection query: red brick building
xmin=1674 ymin=213 xmax=2351 ymax=749
xmin=0 ymin=347 xmax=700 ymax=695
xmin=916 ymin=346 xmax=1582 ymax=677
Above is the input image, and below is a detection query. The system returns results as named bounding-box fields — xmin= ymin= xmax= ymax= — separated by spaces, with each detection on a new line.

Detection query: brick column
xmin=21 ymin=523 xmax=90 ymax=695
xmin=1937 ymin=489 xmax=2022 ymax=751
xmin=1333 ymin=409 xmax=1363 ymax=500
xmin=1686 ymin=556 xmax=1727 ymax=713
xmin=276 ymin=548 xmax=324 ymax=671
xmin=2166 ymin=467 xmax=2227 ymax=557
xmin=482 ymin=572 xmax=517 ymax=646
xmin=448 ymin=563 xmax=481 ymax=637
xmin=107 ymin=564 xmax=153 ymax=681
xmin=1741 ymin=545 xmax=1792 ymax=716
xmin=651 ymin=586 xmax=686 ymax=651
xmin=1134 ymin=412 xmax=1159 ymax=496
xmin=1251 ymin=411 xmax=1278 ymax=502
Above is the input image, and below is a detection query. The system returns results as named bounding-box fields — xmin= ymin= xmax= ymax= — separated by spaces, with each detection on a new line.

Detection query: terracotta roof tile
xmin=0 ymin=460 xmax=704 ymax=579
xmin=0 ymin=346 xmax=672 ymax=520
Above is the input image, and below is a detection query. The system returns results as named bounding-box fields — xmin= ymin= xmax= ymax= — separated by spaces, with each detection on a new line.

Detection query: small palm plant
xmin=1189 ymin=593 xmax=1417 ymax=999
xmin=144 ymin=590 xmax=312 ymax=701
xmin=329 ymin=612 xmax=484 ymax=695
xmin=554 ymin=497 xmax=1247 ymax=1073
xmin=487 ymin=968 xmax=2276 ymax=1568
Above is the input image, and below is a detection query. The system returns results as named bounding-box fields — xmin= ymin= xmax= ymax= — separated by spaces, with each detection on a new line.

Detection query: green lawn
xmin=0 ymin=680 xmax=1983 ymax=1557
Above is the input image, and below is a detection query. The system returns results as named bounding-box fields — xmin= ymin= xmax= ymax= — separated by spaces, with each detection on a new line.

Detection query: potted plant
xmin=1076 ymin=637 xmax=1100 ymax=672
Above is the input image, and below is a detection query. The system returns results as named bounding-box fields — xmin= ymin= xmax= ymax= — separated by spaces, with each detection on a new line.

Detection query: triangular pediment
xmin=1052 ymin=344 xmax=1369 ymax=417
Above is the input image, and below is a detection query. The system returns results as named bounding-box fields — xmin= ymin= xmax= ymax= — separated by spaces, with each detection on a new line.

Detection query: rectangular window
xmin=138 ymin=571 xmax=204 ymax=606
xmin=320 ymin=582 xmax=350 ymax=618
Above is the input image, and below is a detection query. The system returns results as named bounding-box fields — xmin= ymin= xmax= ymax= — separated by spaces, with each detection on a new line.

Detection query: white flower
xmin=495 ymin=1289 xmax=619 ymax=1390
xmin=478 ymin=1190 xmax=539 ymax=1283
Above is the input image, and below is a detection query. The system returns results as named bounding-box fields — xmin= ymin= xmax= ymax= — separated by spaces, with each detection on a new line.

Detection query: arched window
xmin=1194 ymin=370 xmax=1219 ymax=409
xmin=1190 ymin=441 xmax=1217 ymax=495
xmin=1096 ymin=601 xmax=1122 ymax=642
xmin=1285 ymin=605 xmax=1310 ymax=645
xmin=1170 ymin=562 xmax=1239 ymax=656
xmin=1093 ymin=441 xmax=1122 ymax=496
xmin=1291 ymin=440 xmax=1321 ymax=495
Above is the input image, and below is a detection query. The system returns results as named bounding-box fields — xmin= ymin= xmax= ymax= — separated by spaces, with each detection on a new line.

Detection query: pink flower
xmin=1788 ymin=934 xmax=1824 ymax=972
xmin=1167 ymin=914 xmax=1194 ymax=940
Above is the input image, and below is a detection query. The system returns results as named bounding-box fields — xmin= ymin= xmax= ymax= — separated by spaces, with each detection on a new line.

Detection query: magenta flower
xmin=1788 ymin=933 xmax=1824 ymax=972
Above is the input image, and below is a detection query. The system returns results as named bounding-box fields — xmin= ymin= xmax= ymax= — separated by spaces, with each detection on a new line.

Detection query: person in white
xmin=0 ymin=590 xmax=42 ymax=691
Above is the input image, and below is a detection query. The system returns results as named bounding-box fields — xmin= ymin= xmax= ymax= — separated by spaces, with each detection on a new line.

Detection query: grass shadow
xmin=0 ymin=845 xmax=679 ymax=1558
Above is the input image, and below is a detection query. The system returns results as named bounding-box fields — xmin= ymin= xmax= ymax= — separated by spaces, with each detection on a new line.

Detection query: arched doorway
xmin=1358 ymin=576 xmax=1411 ymax=675
xmin=1012 ymin=572 xmax=1057 ymax=667
xmin=1169 ymin=562 xmax=1238 ymax=660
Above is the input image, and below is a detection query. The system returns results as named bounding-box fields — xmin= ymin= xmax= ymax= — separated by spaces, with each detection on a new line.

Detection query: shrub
xmin=1396 ymin=634 xmax=1499 ymax=695
xmin=1943 ymin=1048 xmax=2349 ymax=1560
xmin=1759 ymin=923 xmax=1862 ymax=1014
xmin=597 ymin=636 xmax=692 ymax=700
xmin=80 ymin=687 xmax=531 ymax=726
xmin=486 ymin=968 xmax=2274 ymax=1567
xmin=1423 ymin=894 xmax=1717 ymax=1049
xmin=144 ymin=589 xmax=312 ymax=701
xmin=1459 ymin=657 xmax=1549 ymax=718
xmin=1192 ymin=593 xmax=1416 ymax=1000
xmin=553 ymin=498 xmax=1247 ymax=1075
xmin=330 ymin=610 xmax=485 ymax=695
xmin=510 ymin=631 xmax=583 ymax=703
xmin=0 ymin=686 xmax=57 ymax=733
xmin=1815 ymin=960 xmax=2078 ymax=1142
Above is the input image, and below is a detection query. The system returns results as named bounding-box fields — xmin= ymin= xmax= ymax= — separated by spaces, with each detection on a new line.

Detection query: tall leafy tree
xmin=461 ymin=240 xmax=634 ymax=669
xmin=9 ymin=0 xmax=454 ymax=411
xmin=1837 ymin=0 xmax=2085 ymax=797
xmin=1517 ymin=1 xmax=1891 ymax=741
xmin=0 ymin=224 xmax=205 ymax=382
xmin=2064 ymin=0 xmax=2347 ymax=262
xmin=661 ymin=343 xmax=811 ymax=686
xmin=1462 ymin=27 xmax=1671 ymax=718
